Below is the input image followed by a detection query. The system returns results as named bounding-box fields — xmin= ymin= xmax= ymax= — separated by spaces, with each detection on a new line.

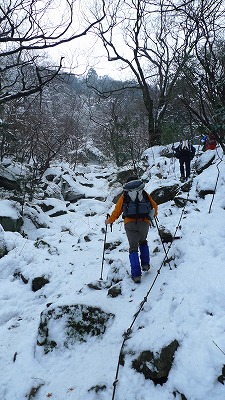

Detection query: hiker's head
xmin=126 ymin=175 xmax=139 ymax=183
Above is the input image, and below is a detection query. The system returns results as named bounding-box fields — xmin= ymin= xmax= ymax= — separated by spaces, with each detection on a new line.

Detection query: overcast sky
xmin=45 ymin=0 xmax=131 ymax=80
xmin=47 ymin=33 xmax=129 ymax=80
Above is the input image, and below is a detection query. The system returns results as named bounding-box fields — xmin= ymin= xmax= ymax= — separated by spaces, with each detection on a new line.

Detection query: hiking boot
xmin=132 ymin=276 xmax=141 ymax=283
xmin=142 ymin=264 xmax=150 ymax=271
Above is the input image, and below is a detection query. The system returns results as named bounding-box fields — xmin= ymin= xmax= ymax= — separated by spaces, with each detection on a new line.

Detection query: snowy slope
xmin=0 ymin=147 xmax=225 ymax=400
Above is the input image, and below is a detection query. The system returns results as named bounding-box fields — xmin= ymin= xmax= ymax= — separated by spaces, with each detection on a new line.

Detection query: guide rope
xmin=111 ymin=146 xmax=225 ymax=399
xmin=111 ymin=187 xmax=191 ymax=400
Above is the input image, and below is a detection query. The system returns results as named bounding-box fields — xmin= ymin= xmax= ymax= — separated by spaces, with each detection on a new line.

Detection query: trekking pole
xmin=149 ymin=216 xmax=155 ymax=227
xmin=100 ymin=214 xmax=112 ymax=280
xmin=154 ymin=216 xmax=171 ymax=268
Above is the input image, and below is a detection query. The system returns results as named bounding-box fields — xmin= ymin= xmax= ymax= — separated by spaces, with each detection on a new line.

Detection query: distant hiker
xmin=105 ymin=176 xmax=158 ymax=284
xmin=201 ymin=134 xmax=208 ymax=151
xmin=172 ymin=140 xmax=196 ymax=182
xmin=205 ymin=134 xmax=217 ymax=151
xmin=201 ymin=134 xmax=216 ymax=151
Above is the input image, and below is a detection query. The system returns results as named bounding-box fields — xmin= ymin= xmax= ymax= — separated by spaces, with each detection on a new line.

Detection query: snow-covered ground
xmin=0 ymin=146 xmax=225 ymax=400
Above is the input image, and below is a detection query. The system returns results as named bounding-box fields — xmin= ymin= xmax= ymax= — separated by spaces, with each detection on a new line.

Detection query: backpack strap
xmin=143 ymin=190 xmax=152 ymax=208
xmin=135 ymin=191 xmax=139 ymax=222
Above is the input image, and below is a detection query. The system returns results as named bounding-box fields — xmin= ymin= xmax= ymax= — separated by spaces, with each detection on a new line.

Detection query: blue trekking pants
xmin=124 ymin=221 xmax=150 ymax=252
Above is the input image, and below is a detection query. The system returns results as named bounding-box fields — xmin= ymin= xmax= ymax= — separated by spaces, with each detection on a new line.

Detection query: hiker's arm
xmin=173 ymin=146 xmax=180 ymax=159
xmin=147 ymin=194 xmax=158 ymax=217
xmin=105 ymin=194 xmax=124 ymax=224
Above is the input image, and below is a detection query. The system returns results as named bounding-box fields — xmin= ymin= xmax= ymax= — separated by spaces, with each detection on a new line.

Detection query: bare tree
xmin=0 ymin=0 xmax=106 ymax=103
xmin=92 ymin=0 xmax=225 ymax=147
xmin=172 ymin=0 xmax=225 ymax=151
xmin=92 ymin=0 xmax=195 ymax=145
xmin=86 ymin=82 xmax=148 ymax=166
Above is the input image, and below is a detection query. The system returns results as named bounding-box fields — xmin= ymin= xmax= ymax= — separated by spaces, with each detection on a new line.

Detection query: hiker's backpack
xmin=174 ymin=140 xmax=195 ymax=159
xmin=122 ymin=179 xmax=152 ymax=219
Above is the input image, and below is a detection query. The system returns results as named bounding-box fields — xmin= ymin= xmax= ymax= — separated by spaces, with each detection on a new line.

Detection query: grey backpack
xmin=122 ymin=179 xmax=152 ymax=219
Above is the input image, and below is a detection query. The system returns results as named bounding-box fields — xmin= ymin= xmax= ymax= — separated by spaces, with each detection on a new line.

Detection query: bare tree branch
xmin=0 ymin=0 xmax=106 ymax=104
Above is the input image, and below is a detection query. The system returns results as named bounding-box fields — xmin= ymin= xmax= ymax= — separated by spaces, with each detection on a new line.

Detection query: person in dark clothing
xmin=172 ymin=140 xmax=196 ymax=181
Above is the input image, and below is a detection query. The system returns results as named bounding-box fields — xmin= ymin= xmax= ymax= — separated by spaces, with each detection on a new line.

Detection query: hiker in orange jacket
xmin=105 ymin=176 xmax=158 ymax=283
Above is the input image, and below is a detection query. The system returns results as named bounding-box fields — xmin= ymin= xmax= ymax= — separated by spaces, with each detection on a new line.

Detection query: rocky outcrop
xmin=0 ymin=224 xmax=7 ymax=258
xmin=0 ymin=165 xmax=21 ymax=191
xmin=158 ymin=226 xmax=174 ymax=243
xmin=107 ymin=282 xmax=122 ymax=297
xmin=36 ymin=199 xmax=67 ymax=217
xmin=195 ymin=151 xmax=215 ymax=174
xmin=132 ymin=339 xmax=179 ymax=385
xmin=174 ymin=195 xmax=197 ymax=208
xmin=37 ymin=304 xmax=115 ymax=354
xmin=61 ymin=174 xmax=85 ymax=202
xmin=23 ymin=204 xmax=51 ymax=229
xmin=198 ymin=189 xmax=215 ymax=199
xmin=32 ymin=276 xmax=49 ymax=292
xmin=0 ymin=200 xmax=23 ymax=232
xmin=150 ymin=184 xmax=180 ymax=205
xmin=116 ymin=170 xmax=138 ymax=184
xmin=218 ymin=365 xmax=225 ymax=384
xmin=0 ymin=215 xmax=23 ymax=232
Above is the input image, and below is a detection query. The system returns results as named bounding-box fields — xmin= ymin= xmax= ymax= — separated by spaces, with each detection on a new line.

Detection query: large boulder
xmin=116 ymin=170 xmax=138 ymax=184
xmin=44 ymin=182 xmax=62 ymax=200
xmin=132 ymin=339 xmax=179 ymax=385
xmin=195 ymin=151 xmax=215 ymax=174
xmin=36 ymin=304 xmax=115 ymax=354
xmin=218 ymin=365 xmax=225 ymax=384
xmin=0 ymin=200 xmax=23 ymax=232
xmin=36 ymin=198 xmax=67 ymax=217
xmin=61 ymin=174 xmax=85 ymax=202
xmin=32 ymin=276 xmax=49 ymax=292
xmin=174 ymin=195 xmax=197 ymax=207
xmin=150 ymin=184 xmax=180 ymax=205
xmin=195 ymin=167 xmax=217 ymax=200
xmin=0 ymin=224 xmax=7 ymax=258
xmin=0 ymin=164 xmax=21 ymax=191
xmin=23 ymin=204 xmax=51 ymax=229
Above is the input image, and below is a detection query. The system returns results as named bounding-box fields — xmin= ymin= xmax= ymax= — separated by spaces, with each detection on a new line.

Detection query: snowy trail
xmin=0 ymin=149 xmax=225 ymax=400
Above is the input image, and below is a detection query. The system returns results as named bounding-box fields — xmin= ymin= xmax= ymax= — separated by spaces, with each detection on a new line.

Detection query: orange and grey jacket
xmin=107 ymin=193 xmax=158 ymax=225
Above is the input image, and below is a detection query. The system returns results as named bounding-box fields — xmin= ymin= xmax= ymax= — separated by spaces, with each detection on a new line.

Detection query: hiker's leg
xmin=138 ymin=221 xmax=150 ymax=269
xmin=139 ymin=242 xmax=150 ymax=267
xmin=125 ymin=221 xmax=141 ymax=278
xmin=185 ymin=159 xmax=191 ymax=178
xmin=125 ymin=221 xmax=139 ymax=252
xmin=129 ymin=251 xmax=141 ymax=278
xmin=138 ymin=221 xmax=150 ymax=243
xmin=179 ymin=159 xmax=185 ymax=178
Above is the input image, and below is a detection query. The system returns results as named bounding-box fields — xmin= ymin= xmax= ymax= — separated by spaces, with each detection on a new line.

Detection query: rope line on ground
xmin=111 ymin=148 xmax=224 ymax=399
xmin=111 ymin=185 xmax=191 ymax=400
